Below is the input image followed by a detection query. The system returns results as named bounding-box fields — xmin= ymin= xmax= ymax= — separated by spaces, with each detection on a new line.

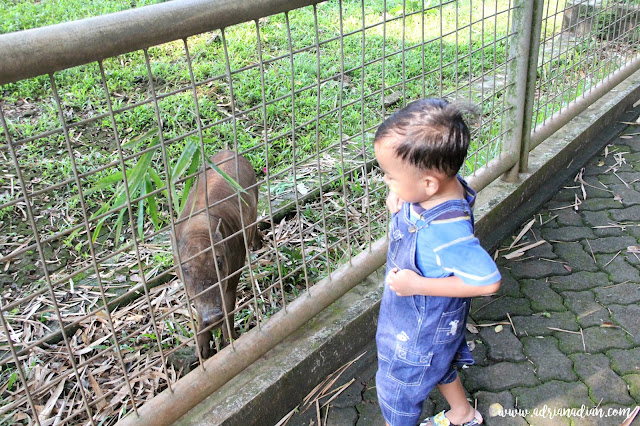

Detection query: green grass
xmin=0 ymin=0 xmax=517 ymax=256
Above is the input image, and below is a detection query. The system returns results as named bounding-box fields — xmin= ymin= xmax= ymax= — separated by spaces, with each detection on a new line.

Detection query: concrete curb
xmin=177 ymin=68 xmax=640 ymax=426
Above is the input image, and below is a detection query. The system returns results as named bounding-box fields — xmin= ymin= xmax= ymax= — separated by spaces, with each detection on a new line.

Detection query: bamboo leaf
xmin=205 ymin=157 xmax=248 ymax=194
xmin=137 ymin=179 xmax=147 ymax=241
xmin=171 ymin=138 xmax=200 ymax=181
xmin=146 ymin=176 xmax=160 ymax=230
xmin=80 ymin=171 xmax=124 ymax=198
xmin=178 ymin=153 xmax=201 ymax=215
xmin=127 ymin=150 xmax=155 ymax=195
xmin=114 ymin=209 xmax=126 ymax=246
xmin=147 ymin=167 xmax=166 ymax=198
xmin=121 ymin=128 xmax=159 ymax=150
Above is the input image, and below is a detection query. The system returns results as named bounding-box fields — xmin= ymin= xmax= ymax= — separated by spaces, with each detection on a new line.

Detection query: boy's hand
xmin=386 ymin=267 xmax=420 ymax=296
xmin=386 ymin=191 xmax=404 ymax=213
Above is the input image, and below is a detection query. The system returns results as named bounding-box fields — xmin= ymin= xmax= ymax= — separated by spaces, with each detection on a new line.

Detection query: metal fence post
xmin=502 ymin=0 xmax=537 ymax=182
xmin=519 ymin=0 xmax=544 ymax=173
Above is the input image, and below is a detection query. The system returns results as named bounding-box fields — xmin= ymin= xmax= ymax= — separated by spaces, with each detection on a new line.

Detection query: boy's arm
xmin=386 ymin=267 xmax=501 ymax=298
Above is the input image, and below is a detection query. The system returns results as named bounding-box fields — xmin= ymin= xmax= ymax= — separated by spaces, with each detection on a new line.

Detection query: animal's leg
xmin=196 ymin=312 xmax=213 ymax=359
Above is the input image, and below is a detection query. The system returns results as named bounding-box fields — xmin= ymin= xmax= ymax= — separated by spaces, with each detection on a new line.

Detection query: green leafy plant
xmin=83 ymin=129 xmax=248 ymax=245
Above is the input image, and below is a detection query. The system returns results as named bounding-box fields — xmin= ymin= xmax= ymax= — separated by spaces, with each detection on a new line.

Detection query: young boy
xmin=374 ymin=98 xmax=501 ymax=426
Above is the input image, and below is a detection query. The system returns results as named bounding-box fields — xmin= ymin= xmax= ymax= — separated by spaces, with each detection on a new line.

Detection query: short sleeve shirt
xmin=409 ymin=180 xmax=500 ymax=286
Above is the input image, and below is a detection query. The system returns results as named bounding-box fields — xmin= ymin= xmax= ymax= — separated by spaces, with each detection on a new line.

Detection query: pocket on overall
xmin=433 ymin=302 xmax=467 ymax=344
xmin=388 ymin=228 xmax=403 ymax=264
xmin=388 ymin=343 xmax=433 ymax=386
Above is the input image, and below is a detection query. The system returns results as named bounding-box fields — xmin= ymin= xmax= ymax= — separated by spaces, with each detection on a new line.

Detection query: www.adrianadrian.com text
xmin=495 ymin=405 xmax=638 ymax=420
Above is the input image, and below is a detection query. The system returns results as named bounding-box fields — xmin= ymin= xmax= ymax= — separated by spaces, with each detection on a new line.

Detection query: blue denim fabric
xmin=376 ymin=198 xmax=476 ymax=426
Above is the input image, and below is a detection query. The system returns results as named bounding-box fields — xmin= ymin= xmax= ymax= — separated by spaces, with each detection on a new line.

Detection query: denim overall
xmin=376 ymin=196 xmax=476 ymax=426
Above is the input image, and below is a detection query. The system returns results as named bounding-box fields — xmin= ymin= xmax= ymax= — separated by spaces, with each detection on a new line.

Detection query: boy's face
xmin=374 ymin=138 xmax=433 ymax=204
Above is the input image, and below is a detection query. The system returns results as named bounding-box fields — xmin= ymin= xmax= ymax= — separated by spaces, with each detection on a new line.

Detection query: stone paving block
xmin=607 ymin=348 xmax=640 ymax=376
xmin=581 ymin=210 xmax=620 ymax=238
xmin=473 ymin=390 xmax=528 ymax=426
xmin=571 ymin=353 xmax=635 ymax=406
xmin=581 ymin=236 xmax=638 ymax=254
xmin=332 ymin=378 xmax=365 ymax=408
xmin=580 ymin=198 xmax=625 ymax=211
xmin=611 ymin=204 xmax=640 ymax=222
xmin=537 ymin=211 xmax=559 ymax=228
xmin=624 ymin=151 xmax=640 ymax=162
xmin=599 ymin=171 xmax=640 ymax=186
xmin=362 ymin=379 xmax=377 ymax=402
xmin=511 ymin=381 xmax=591 ymax=420
xmin=582 ymin=176 xmax=615 ymax=199
xmin=355 ymin=401 xmax=386 ymax=426
xmin=624 ymin=224 xmax=640 ymax=238
xmin=608 ymin=184 xmax=640 ymax=206
xmin=511 ymin=311 xmax=579 ymax=337
xmin=478 ymin=327 xmax=525 ymax=362
xmin=470 ymin=296 xmax=531 ymax=321
xmin=548 ymin=271 xmax=610 ymax=292
xmin=557 ymin=326 xmax=633 ymax=355
xmin=521 ymin=279 xmax=566 ymax=312
xmin=609 ymin=304 xmax=640 ymax=344
xmin=469 ymin=341 xmax=490 ymax=367
xmin=582 ymin=160 xmax=608 ymax=177
xmin=542 ymin=226 xmax=596 ymax=242
xmin=522 ymin=336 xmax=578 ymax=382
xmin=561 ymin=290 xmax=610 ymax=328
xmin=596 ymin=254 xmax=640 ymax=284
xmin=552 ymin=241 xmax=600 ymax=272
xmin=525 ymin=240 xmax=558 ymax=259
xmin=496 ymin=269 xmax=522 ymax=298
xmin=552 ymin=188 xmax=580 ymax=202
xmin=327 ymin=407 xmax=358 ymax=425
xmin=555 ymin=209 xmax=585 ymax=226
xmin=509 ymin=258 xmax=571 ymax=279
xmin=464 ymin=362 xmax=538 ymax=393
xmin=593 ymin=281 xmax=640 ymax=305
xmin=624 ymin=374 xmax=640 ymax=403
xmin=625 ymin=250 xmax=640 ymax=266
xmin=580 ymin=209 xmax=612 ymax=226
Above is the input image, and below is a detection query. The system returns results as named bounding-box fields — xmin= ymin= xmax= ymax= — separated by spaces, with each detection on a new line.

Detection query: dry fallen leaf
xmin=601 ymin=321 xmax=618 ymax=329
xmin=563 ymin=264 xmax=573 ymax=273
xmin=466 ymin=323 xmax=479 ymax=334
xmin=489 ymin=403 xmax=504 ymax=417
xmin=509 ymin=218 xmax=535 ymax=250
xmin=597 ymin=160 xmax=605 ymax=166
xmin=614 ymin=194 xmax=623 ymax=203
xmin=467 ymin=340 xmax=476 ymax=351
xmin=627 ymin=246 xmax=640 ymax=253
xmin=620 ymin=135 xmax=633 ymax=139
xmin=495 ymin=325 xmax=504 ymax=333
xmin=503 ymin=240 xmax=547 ymax=259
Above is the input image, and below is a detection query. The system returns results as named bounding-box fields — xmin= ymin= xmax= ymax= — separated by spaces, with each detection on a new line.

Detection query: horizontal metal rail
xmin=530 ymin=52 xmax=640 ymax=150
xmin=0 ymin=0 xmax=322 ymax=85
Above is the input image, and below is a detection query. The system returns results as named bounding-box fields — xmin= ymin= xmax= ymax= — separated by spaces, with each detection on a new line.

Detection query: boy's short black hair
xmin=374 ymin=98 xmax=476 ymax=177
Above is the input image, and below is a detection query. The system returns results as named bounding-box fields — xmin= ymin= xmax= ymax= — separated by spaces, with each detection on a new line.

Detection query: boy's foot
xmin=419 ymin=409 xmax=483 ymax=426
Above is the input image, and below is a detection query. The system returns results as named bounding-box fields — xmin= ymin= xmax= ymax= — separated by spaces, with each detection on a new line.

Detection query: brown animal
xmin=174 ymin=150 xmax=260 ymax=358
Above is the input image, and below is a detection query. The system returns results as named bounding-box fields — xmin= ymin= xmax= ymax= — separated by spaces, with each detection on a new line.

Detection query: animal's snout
xmin=201 ymin=307 xmax=224 ymax=328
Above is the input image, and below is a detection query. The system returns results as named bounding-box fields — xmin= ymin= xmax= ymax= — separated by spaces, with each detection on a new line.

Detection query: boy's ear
xmin=423 ymin=174 xmax=440 ymax=196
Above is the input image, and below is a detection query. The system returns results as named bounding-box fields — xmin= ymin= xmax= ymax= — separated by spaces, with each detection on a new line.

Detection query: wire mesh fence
xmin=0 ymin=0 xmax=639 ymax=424
xmin=533 ymin=0 xmax=640 ymax=136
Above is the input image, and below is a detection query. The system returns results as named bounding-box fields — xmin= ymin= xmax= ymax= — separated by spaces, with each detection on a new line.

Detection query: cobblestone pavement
xmin=286 ymin=126 xmax=640 ymax=426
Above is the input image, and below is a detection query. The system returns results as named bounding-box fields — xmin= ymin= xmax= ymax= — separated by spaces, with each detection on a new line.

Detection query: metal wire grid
xmin=0 ymin=1 xmax=518 ymax=423
xmin=533 ymin=0 xmax=640 ymax=133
